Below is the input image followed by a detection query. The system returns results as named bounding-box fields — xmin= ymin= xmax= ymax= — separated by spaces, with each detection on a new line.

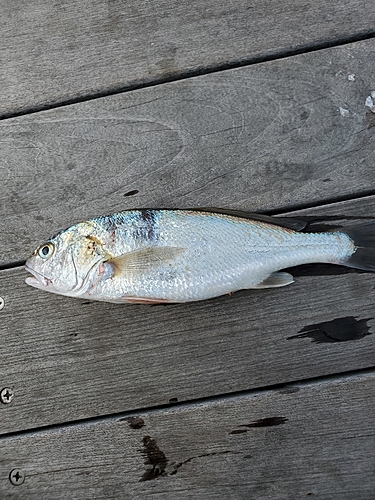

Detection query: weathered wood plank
xmin=1 ymin=197 xmax=374 ymax=434
xmin=1 ymin=40 xmax=375 ymax=265
xmin=1 ymin=0 xmax=375 ymax=116
xmin=1 ymin=372 xmax=374 ymax=499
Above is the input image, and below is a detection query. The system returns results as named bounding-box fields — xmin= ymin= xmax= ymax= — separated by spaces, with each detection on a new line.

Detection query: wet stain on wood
xmin=124 ymin=189 xmax=139 ymax=197
xmin=139 ymin=436 xmax=168 ymax=481
xmin=288 ymin=316 xmax=373 ymax=343
xmin=120 ymin=416 xmax=145 ymax=429
xmin=241 ymin=416 xmax=288 ymax=427
xmin=230 ymin=416 xmax=288 ymax=434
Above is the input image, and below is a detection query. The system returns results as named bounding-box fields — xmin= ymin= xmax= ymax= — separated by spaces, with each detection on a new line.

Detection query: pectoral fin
xmin=106 ymin=246 xmax=186 ymax=277
xmin=250 ymin=272 xmax=294 ymax=289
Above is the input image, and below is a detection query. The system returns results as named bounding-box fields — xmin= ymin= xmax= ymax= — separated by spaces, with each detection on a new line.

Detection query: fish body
xmin=25 ymin=209 xmax=374 ymax=304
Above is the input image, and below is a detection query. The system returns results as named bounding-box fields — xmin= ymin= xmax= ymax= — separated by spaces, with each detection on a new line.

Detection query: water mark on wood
xmin=139 ymin=436 xmax=168 ymax=481
xmin=124 ymin=190 xmax=139 ymax=197
xmin=230 ymin=416 xmax=288 ymax=434
xmin=120 ymin=416 xmax=145 ymax=429
xmin=287 ymin=316 xmax=373 ymax=343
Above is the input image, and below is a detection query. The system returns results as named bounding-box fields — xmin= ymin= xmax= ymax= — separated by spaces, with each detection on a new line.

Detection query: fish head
xmin=25 ymin=222 xmax=108 ymax=297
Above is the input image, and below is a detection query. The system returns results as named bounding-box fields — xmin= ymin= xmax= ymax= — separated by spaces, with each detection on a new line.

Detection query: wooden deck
xmin=1 ymin=1 xmax=374 ymax=498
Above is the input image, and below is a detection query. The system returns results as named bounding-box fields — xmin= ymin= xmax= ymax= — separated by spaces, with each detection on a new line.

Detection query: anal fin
xmin=250 ymin=272 xmax=294 ymax=289
xmin=121 ymin=296 xmax=174 ymax=304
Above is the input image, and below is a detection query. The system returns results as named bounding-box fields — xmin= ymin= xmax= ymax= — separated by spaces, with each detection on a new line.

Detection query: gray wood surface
xmin=1 ymin=371 xmax=374 ymax=499
xmin=1 ymin=196 xmax=374 ymax=434
xmin=1 ymin=0 xmax=375 ymax=117
xmin=1 ymin=1 xmax=374 ymax=497
xmin=1 ymin=40 xmax=375 ymax=266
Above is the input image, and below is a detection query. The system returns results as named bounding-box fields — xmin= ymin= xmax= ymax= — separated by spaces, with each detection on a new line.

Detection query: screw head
xmin=0 ymin=387 xmax=14 ymax=404
xmin=9 ymin=469 xmax=25 ymax=486
xmin=0 ymin=297 xmax=4 ymax=310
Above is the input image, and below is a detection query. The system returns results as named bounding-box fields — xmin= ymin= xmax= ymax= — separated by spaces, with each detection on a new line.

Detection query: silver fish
xmin=25 ymin=209 xmax=375 ymax=304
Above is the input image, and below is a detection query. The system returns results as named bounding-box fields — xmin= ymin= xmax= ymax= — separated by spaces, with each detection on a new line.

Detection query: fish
xmin=25 ymin=208 xmax=375 ymax=304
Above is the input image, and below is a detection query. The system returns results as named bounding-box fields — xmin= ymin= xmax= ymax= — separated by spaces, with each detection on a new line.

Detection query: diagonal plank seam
xmin=0 ymin=30 xmax=374 ymax=122
xmin=0 ymin=366 xmax=373 ymax=443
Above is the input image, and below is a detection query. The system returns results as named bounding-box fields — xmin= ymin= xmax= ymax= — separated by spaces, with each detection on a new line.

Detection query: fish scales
xmin=25 ymin=209 xmax=375 ymax=304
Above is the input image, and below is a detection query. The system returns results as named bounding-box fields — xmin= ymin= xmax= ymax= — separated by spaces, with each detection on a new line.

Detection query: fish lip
xmin=25 ymin=265 xmax=53 ymax=287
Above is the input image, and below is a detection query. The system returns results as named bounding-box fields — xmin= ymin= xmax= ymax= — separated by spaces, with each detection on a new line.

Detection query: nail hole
xmin=0 ymin=297 xmax=4 ymax=310
xmin=124 ymin=190 xmax=139 ymax=197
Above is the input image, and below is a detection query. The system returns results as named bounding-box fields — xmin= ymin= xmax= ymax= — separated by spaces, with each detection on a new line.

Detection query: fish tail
xmin=339 ymin=222 xmax=375 ymax=271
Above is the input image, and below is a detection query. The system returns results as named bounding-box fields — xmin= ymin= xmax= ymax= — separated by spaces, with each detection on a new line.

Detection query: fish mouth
xmin=25 ymin=265 xmax=54 ymax=289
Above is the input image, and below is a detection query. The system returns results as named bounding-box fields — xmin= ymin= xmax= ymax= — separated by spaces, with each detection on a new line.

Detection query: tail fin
xmin=340 ymin=222 xmax=375 ymax=271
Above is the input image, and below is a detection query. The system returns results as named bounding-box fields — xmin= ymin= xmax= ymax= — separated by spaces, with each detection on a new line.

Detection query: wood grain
xmin=0 ymin=197 xmax=374 ymax=434
xmin=1 ymin=40 xmax=375 ymax=265
xmin=1 ymin=0 xmax=375 ymax=116
xmin=1 ymin=372 xmax=374 ymax=498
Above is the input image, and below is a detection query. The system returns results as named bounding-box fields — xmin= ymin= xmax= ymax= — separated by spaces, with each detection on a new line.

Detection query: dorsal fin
xmin=195 ymin=208 xmax=307 ymax=231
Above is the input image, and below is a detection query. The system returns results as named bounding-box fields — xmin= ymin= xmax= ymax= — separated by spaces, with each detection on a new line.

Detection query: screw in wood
xmin=9 ymin=469 xmax=25 ymax=486
xmin=0 ymin=387 xmax=14 ymax=404
xmin=0 ymin=297 xmax=4 ymax=310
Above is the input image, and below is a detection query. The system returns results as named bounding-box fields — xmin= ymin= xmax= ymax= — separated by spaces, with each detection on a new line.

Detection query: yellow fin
xmin=107 ymin=246 xmax=186 ymax=277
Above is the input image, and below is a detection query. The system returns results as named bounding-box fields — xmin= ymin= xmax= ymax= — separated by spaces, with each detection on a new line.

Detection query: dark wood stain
xmin=241 ymin=417 xmax=288 ymax=427
xmin=230 ymin=416 xmax=288 ymax=434
xmin=120 ymin=416 xmax=145 ymax=429
xmin=139 ymin=436 xmax=168 ymax=481
xmin=288 ymin=316 xmax=373 ymax=343
xmin=124 ymin=189 xmax=139 ymax=197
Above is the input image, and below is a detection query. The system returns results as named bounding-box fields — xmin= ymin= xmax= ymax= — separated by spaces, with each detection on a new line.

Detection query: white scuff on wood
xmin=365 ymin=94 xmax=375 ymax=113
xmin=339 ymin=107 xmax=350 ymax=117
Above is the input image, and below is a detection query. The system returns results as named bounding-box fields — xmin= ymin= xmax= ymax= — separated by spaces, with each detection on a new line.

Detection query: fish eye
xmin=38 ymin=243 xmax=54 ymax=260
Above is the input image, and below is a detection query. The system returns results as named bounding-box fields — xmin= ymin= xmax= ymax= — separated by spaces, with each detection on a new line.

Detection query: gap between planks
xmin=0 ymin=29 xmax=374 ymax=122
xmin=0 ymin=366 xmax=373 ymax=442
